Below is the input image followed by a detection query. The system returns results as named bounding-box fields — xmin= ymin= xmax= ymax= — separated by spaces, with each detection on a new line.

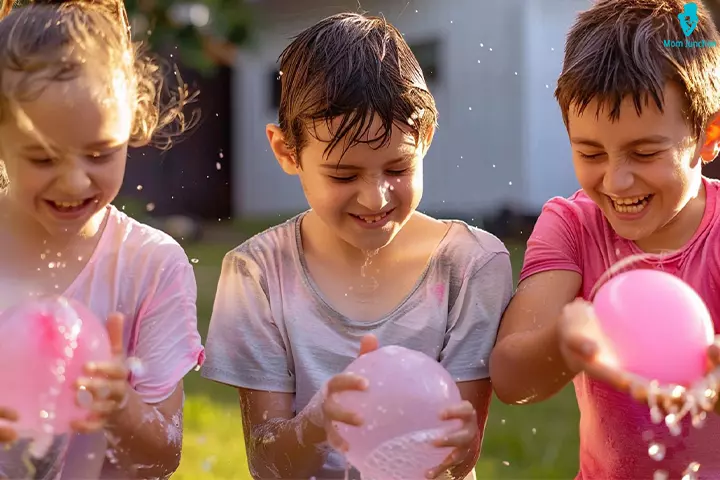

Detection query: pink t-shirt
xmin=0 ymin=205 xmax=204 ymax=479
xmin=520 ymin=177 xmax=720 ymax=480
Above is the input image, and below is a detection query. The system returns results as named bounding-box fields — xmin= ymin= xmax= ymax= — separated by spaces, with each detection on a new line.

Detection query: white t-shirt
xmin=0 ymin=205 xmax=204 ymax=479
xmin=202 ymin=212 xmax=513 ymax=479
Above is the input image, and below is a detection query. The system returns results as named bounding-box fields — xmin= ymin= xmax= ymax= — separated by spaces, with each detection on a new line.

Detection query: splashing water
xmin=357 ymin=249 xmax=380 ymax=296
xmin=590 ymin=253 xmax=715 ymax=478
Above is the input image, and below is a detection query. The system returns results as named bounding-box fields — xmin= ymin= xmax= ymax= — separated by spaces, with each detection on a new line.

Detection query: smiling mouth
xmin=350 ymin=208 xmax=394 ymax=224
xmin=609 ymin=194 xmax=653 ymax=214
xmin=45 ymin=197 xmax=97 ymax=213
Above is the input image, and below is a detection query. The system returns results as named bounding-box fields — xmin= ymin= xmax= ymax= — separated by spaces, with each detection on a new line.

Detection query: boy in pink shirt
xmin=490 ymin=0 xmax=720 ymax=478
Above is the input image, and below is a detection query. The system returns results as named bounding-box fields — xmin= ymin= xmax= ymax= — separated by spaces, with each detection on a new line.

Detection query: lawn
xmin=174 ymin=239 xmax=581 ymax=479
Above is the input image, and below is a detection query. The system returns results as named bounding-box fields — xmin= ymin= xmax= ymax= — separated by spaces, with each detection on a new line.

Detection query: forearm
xmin=447 ymin=434 xmax=482 ymax=480
xmin=245 ymin=407 xmax=331 ymax=479
xmin=490 ymin=321 xmax=574 ymax=404
xmin=104 ymin=389 xmax=182 ymax=478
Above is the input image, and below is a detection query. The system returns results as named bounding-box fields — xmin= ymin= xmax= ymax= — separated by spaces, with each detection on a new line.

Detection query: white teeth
xmin=611 ymin=195 xmax=651 ymax=214
xmin=52 ymin=200 xmax=85 ymax=209
xmin=357 ymin=212 xmax=388 ymax=223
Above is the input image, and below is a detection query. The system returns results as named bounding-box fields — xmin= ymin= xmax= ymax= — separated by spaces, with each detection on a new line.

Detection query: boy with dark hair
xmin=491 ymin=1 xmax=720 ymax=478
xmin=202 ymin=12 xmax=512 ymax=480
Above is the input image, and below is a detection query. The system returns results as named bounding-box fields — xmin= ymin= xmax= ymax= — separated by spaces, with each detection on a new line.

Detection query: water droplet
xmin=136 ymin=185 xmax=143 ymax=191
xmin=146 ymin=203 xmax=155 ymax=212
xmin=648 ymin=442 xmax=666 ymax=461
xmin=508 ymin=181 xmax=513 ymax=186
xmin=190 ymin=258 xmax=199 ymax=264
xmin=502 ymin=461 xmax=510 ymax=466
xmin=531 ymin=428 xmax=537 ymax=434
xmin=654 ymin=470 xmax=669 ymax=480
xmin=216 ymin=162 xmax=222 ymax=170
xmin=468 ymin=107 xmax=472 ymax=111
xmin=501 ymin=419 xmax=506 ymax=425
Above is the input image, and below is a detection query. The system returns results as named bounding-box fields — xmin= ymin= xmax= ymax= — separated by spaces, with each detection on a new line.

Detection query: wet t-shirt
xmin=520 ymin=177 xmax=720 ymax=479
xmin=0 ymin=205 xmax=204 ymax=479
xmin=201 ymin=211 xmax=513 ymax=479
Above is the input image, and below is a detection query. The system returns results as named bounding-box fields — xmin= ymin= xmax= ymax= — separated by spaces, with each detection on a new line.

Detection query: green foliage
xmin=124 ymin=0 xmax=254 ymax=73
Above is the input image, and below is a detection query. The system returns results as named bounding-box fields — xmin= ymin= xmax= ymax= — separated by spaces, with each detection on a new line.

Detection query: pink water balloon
xmin=593 ymin=269 xmax=715 ymax=386
xmin=0 ymin=296 xmax=112 ymax=441
xmin=335 ymin=345 xmax=462 ymax=480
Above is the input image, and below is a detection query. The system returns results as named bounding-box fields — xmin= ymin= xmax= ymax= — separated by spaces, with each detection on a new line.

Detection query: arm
xmin=237 ymin=389 xmax=330 ymax=479
xmin=104 ymin=382 xmax=185 ymax=478
xmin=489 ymin=271 xmax=582 ymax=404
xmin=446 ymin=380 xmax=492 ymax=480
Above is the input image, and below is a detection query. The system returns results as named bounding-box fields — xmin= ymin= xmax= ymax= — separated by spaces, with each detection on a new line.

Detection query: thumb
xmin=105 ymin=313 xmax=125 ymax=357
xmin=358 ymin=334 xmax=379 ymax=357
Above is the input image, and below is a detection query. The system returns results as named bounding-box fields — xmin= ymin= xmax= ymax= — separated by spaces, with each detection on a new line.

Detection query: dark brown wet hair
xmin=555 ymin=0 xmax=720 ymax=139
xmin=276 ymin=12 xmax=438 ymax=161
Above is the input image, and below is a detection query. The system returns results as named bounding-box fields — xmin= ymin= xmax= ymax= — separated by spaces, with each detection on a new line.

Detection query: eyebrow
xmin=570 ymin=135 xmax=673 ymax=149
xmin=319 ymin=155 xmax=414 ymax=170
xmin=20 ymin=140 xmax=122 ymax=155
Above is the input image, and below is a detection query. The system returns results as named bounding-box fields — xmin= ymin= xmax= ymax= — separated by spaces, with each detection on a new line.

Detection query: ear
xmin=699 ymin=112 xmax=720 ymax=163
xmin=266 ymin=124 xmax=299 ymax=175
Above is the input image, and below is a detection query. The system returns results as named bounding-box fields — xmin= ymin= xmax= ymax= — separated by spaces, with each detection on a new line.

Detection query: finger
xmin=707 ymin=342 xmax=720 ymax=371
xmin=564 ymin=332 xmax=599 ymax=361
xmin=325 ymin=423 xmax=349 ymax=452
xmin=87 ymin=400 xmax=117 ymax=416
xmin=426 ymin=451 xmax=460 ymax=479
xmin=105 ymin=313 xmax=125 ymax=357
xmin=440 ymin=401 xmax=475 ymax=421
xmin=70 ymin=418 xmax=105 ymax=435
xmin=83 ymin=361 xmax=129 ymax=379
xmin=358 ymin=335 xmax=379 ymax=357
xmin=0 ymin=407 xmax=17 ymax=421
xmin=0 ymin=427 xmax=16 ymax=443
xmin=326 ymin=373 xmax=368 ymax=395
xmin=76 ymin=378 xmax=127 ymax=404
xmin=434 ymin=428 xmax=475 ymax=448
xmin=323 ymin=397 xmax=363 ymax=426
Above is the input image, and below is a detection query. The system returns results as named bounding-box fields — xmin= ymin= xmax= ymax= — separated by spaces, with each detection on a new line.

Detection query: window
xmin=409 ymin=39 xmax=440 ymax=84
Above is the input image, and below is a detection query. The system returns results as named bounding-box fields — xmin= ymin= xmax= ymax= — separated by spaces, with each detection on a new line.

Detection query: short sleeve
xmin=200 ymin=250 xmax=294 ymax=393
xmin=440 ymin=251 xmax=513 ymax=381
xmin=519 ymin=197 xmax=583 ymax=283
xmin=127 ymin=254 xmax=204 ymax=404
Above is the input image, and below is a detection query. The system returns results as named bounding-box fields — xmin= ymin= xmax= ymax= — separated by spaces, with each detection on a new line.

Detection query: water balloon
xmin=0 ymin=296 xmax=112 ymax=442
xmin=335 ymin=345 xmax=462 ymax=480
xmin=593 ymin=269 xmax=714 ymax=386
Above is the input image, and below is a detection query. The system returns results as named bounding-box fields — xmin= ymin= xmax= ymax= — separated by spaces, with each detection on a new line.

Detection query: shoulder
xmin=221 ymin=214 xmax=300 ymax=283
xmin=439 ymin=220 xmax=510 ymax=278
xmin=100 ymin=205 xmax=190 ymax=272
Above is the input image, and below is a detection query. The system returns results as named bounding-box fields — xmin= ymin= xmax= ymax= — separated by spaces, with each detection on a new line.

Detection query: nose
xmin=603 ymin=158 xmax=635 ymax=194
xmin=57 ymin=160 xmax=92 ymax=195
xmin=357 ymin=176 xmax=391 ymax=212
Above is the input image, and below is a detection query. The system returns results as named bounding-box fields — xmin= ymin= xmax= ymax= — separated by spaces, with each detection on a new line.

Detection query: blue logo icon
xmin=678 ymin=2 xmax=699 ymax=37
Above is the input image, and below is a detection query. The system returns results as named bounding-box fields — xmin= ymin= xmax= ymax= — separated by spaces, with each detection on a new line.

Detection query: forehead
xmin=306 ymin=115 xmax=419 ymax=159
xmin=567 ymin=83 xmax=689 ymax=141
xmin=1 ymin=70 xmax=132 ymax=150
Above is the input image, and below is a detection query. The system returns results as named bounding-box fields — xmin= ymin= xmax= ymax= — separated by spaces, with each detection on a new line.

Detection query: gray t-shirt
xmin=201 ymin=212 xmax=513 ymax=479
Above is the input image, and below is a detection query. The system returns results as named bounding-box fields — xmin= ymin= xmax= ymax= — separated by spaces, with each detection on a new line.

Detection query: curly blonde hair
xmin=0 ymin=0 xmax=197 ymax=189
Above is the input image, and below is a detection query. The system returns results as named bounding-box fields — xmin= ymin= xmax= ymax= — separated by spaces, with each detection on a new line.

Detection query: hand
xmin=322 ymin=334 xmax=379 ymax=451
xmin=0 ymin=407 xmax=17 ymax=443
xmin=71 ymin=313 xmax=130 ymax=433
xmin=558 ymin=300 xmax=720 ymax=421
xmin=426 ymin=401 xmax=478 ymax=479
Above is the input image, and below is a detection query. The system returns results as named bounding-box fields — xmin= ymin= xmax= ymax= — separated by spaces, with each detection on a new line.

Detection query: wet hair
xmin=276 ymin=12 xmax=438 ymax=161
xmin=555 ymin=0 xmax=720 ymax=139
xmin=0 ymin=0 xmax=197 ymax=189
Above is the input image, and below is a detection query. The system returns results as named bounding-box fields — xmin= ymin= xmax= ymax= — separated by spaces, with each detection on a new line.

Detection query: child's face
xmin=0 ymin=71 xmax=132 ymax=237
xmin=285 ymin=118 xmax=427 ymax=251
xmin=567 ymin=83 xmax=717 ymax=246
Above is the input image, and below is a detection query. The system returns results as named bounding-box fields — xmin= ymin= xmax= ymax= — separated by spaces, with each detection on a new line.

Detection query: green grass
xmin=175 ymin=240 xmax=580 ymax=479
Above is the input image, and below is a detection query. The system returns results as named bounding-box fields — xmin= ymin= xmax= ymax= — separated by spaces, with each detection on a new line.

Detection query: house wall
xmin=231 ymin=0 xmax=588 ymax=219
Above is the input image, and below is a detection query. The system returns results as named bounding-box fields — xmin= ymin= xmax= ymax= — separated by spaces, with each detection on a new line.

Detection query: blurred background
xmin=116 ymin=0 xmax=720 ymax=478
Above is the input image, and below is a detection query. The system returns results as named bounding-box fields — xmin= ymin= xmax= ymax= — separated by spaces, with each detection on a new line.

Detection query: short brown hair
xmin=276 ymin=12 xmax=437 ymax=160
xmin=555 ymin=0 xmax=720 ymax=139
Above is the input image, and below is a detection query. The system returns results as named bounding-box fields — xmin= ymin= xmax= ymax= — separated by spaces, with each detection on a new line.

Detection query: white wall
xmin=231 ymin=0 xmax=586 ymax=218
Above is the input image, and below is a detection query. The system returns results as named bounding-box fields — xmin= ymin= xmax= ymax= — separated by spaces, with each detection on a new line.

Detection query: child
xmin=489 ymin=0 xmax=720 ymax=478
xmin=201 ymin=12 xmax=513 ymax=480
xmin=0 ymin=0 xmax=203 ymax=478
